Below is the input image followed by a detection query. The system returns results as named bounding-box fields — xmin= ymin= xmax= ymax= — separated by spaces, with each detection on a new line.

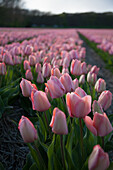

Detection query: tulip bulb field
xmin=0 ymin=28 xmax=113 ymax=170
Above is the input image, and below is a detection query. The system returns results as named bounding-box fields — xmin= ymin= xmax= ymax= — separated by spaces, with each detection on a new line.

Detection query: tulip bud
xmin=79 ymin=74 xmax=85 ymax=84
xmin=50 ymin=108 xmax=68 ymax=135
xmin=18 ymin=116 xmax=38 ymax=143
xmin=31 ymin=90 xmax=51 ymax=112
xmin=81 ymin=62 xmax=87 ymax=74
xmin=92 ymin=100 xmax=103 ymax=115
xmin=70 ymin=59 xmax=82 ymax=76
xmin=60 ymin=73 xmax=74 ymax=93
xmin=24 ymin=60 xmax=31 ymax=70
xmin=51 ymin=67 xmax=61 ymax=78
xmin=73 ymin=78 xmax=79 ymax=90
xmin=29 ymin=55 xmax=36 ymax=66
xmin=98 ymin=90 xmax=112 ymax=110
xmin=90 ymin=65 xmax=100 ymax=74
xmin=95 ymin=78 xmax=106 ymax=93
xmin=3 ymin=52 xmax=13 ymax=65
xmin=87 ymin=72 xmax=97 ymax=85
xmin=20 ymin=78 xmax=37 ymax=97
xmin=45 ymin=76 xmax=65 ymax=99
xmin=62 ymin=68 xmax=69 ymax=74
xmin=24 ymin=45 xmax=33 ymax=56
xmin=88 ymin=145 xmax=110 ymax=170
xmin=25 ymin=69 xmax=33 ymax=81
xmin=37 ymin=72 xmax=44 ymax=83
xmin=42 ymin=63 xmax=51 ymax=78
xmin=35 ymin=63 xmax=41 ymax=73
xmin=66 ymin=88 xmax=91 ymax=118
xmin=84 ymin=112 xmax=113 ymax=137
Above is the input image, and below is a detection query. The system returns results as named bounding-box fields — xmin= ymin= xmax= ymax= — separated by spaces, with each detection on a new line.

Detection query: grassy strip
xmin=78 ymin=32 xmax=113 ymax=73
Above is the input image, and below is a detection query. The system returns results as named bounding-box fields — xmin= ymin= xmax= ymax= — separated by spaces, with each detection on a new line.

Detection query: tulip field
xmin=0 ymin=28 xmax=113 ymax=170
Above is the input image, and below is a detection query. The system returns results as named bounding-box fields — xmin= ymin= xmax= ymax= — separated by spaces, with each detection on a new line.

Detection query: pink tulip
xmin=70 ymin=59 xmax=82 ymax=76
xmin=66 ymin=88 xmax=91 ymax=118
xmin=50 ymin=108 xmax=68 ymax=135
xmin=42 ymin=63 xmax=51 ymax=78
xmin=87 ymin=72 xmax=97 ymax=85
xmin=3 ymin=52 xmax=13 ymax=65
xmin=25 ymin=69 xmax=33 ymax=81
xmin=73 ymin=78 xmax=79 ymax=90
xmin=24 ymin=45 xmax=33 ymax=56
xmin=29 ymin=55 xmax=36 ymax=66
xmin=81 ymin=62 xmax=87 ymax=74
xmin=37 ymin=72 xmax=44 ymax=83
xmin=98 ymin=90 xmax=112 ymax=110
xmin=20 ymin=78 xmax=37 ymax=97
xmin=60 ymin=73 xmax=74 ymax=93
xmin=51 ymin=67 xmax=61 ymax=78
xmin=0 ymin=62 xmax=6 ymax=75
xmin=24 ymin=60 xmax=31 ymax=70
xmin=92 ymin=100 xmax=103 ymax=115
xmin=31 ymin=90 xmax=51 ymax=112
xmin=95 ymin=78 xmax=106 ymax=93
xmin=18 ymin=116 xmax=38 ymax=143
xmin=45 ymin=76 xmax=65 ymax=99
xmin=79 ymin=74 xmax=85 ymax=84
xmin=75 ymin=87 xmax=87 ymax=97
xmin=62 ymin=68 xmax=69 ymax=74
xmin=90 ymin=65 xmax=100 ymax=74
xmin=88 ymin=145 xmax=110 ymax=170
xmin=84 ymin=112 xmax=113 ymax=136
xmin=35 ymin=63 xmax=41 ymax=73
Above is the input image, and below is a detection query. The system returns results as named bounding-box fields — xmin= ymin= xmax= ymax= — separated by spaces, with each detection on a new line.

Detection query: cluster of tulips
xmin=8 ymin=29 xmax=112 ymax=169
xmin=78 ymin=29 xmax=113 ymax=55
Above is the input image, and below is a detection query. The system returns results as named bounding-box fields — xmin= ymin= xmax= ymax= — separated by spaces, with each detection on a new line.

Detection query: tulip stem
xmin=60 ymin=135 xmax=66 ymax=170
xmin=79 ymin=118 xmax=84 ymax=161
xmin=102 ymin=136 xmax=104 ymax=149
xmin=44 ymin=111 xmax=52 ymax=139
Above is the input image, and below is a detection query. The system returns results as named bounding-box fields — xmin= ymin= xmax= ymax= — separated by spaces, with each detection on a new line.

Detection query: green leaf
xmin=27 ymin=143 xmax=41 ymax=169
xmin=81 ymin=157 xmax=89 ymax=170
xmin=47 ymin=134 xmax=55 ymax=170
xmin=65 ymin=149 xmax=76 ymax=169
xmin=23 ymin=152 xmax=34 ymax=170
xmin=66 ymin=126 xmax=74 ymax=157
xmin=29 ymin=163 xmax=38 ymax=170
xmin=105 ymin=141 xmax=113 ymax=152
xmin=53 ymin=153 xmax=62 ymax=170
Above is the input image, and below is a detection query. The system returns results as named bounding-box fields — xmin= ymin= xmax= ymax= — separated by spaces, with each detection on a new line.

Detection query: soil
xmin=0 ymin=39 xmax=113 ymax=169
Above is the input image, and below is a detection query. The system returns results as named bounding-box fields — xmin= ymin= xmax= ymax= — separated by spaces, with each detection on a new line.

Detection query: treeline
xmin=0 ymin=3 xmax=113 ymax=28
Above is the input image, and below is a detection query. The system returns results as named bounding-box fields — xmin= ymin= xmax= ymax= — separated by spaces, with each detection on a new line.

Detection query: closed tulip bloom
xmin=84 ymin=112 xmax=113 ymax=136
xmin=24 ymin=60 xmax=31 ymax=70
xmin=60 ymin=73 xmax=74 ymax=93
xmin=70 ymin=59 xmax=82 ymax=76
xmin=90 ymin=65 xmax=100 ymax=74
xmin=35 ymin=63 xmax=41 ymax=73
xmin=62 ymin=68 xmax=69 ymax=74
xmin=29 ymin=55 xmax=36 ymax=66
xmin=45 ymin=76 xmax=65 ymax=99
xmin=25 ymin=69 xmax=33 ymax=81
xmin=31 ymin=90 xmax=51 ymax=112
xmin=79 ymin=74 xmax=85 ymax=84
xmin=51 ymin=67 xmax=61 ymax=78
xmin=50 ymin=108 xmax=68 ymax=135
xmin=3 ymin=52 xmax=13 ymax=65
xmin=88 ymin=145 xmax=110 ymax=170
xmin=0 ymin=62 xmax=6 ymax=75
xmin=75 ymin=87 xmax=87 ymax=97
xmin=37 ymin=71 xmax=44 ymax=83
xmin=20 ymin=78 xmax=37 ymax=97
xmin=73 ymin=78 xmax=79 ymax=90
xmin=42 ymin=63 xmax=51 ymax=78
xmin=81 ymin=62 xmax=87 ymax=74
xmin=98 ymin=90 xmax=112 ymax=110
xmin=95 ymin=78 xmax=106 ymax=93
xmin=18 ymin=116 xmax=38 ymax=143
xmin=24 ymin=45 xmax=33 ymax=56
xmin=66 ymin=89 xmax=91 ymax=118
xmin=87 ymin=72 xmax=97 ymax=85
xmin=92 ymin=100 xmax=103 ymax=115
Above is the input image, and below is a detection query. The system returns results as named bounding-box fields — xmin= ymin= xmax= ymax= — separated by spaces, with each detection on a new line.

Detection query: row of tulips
xmin=10 ymin=29 xmax=113 ymax=169
xmin=78 ymin=29 xmax=113 ymax=55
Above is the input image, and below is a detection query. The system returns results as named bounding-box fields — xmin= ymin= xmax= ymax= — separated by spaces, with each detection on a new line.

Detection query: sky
xmin=24 ymin=0 xmax=113 ymax=14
